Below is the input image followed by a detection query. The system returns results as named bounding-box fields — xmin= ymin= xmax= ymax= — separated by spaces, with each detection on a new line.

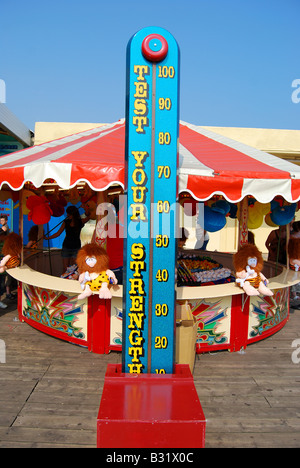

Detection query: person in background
xmin=0 ymin=215 xmax=9 ymax=236
xmin=248 ymin=231 xmax=255 ymax=245
xmin=178 ymin=228 xmax=189 ymax=251
xmin=291 ymin=221 xmax=300 ymax=239
xmin=26 ymin=225 xmax=39 ymax=249
xmin=44 ymin=206 xmax=90 ymax=274
xmin=265 ymin=225 xmax=287 ymax=264
xmin=194 ymin=223 xmax=209 ymax=250
xmin=200 ymin=230 xmax=209 ymax=250
xmin=0 ymin=222 xmax=17 ymax=305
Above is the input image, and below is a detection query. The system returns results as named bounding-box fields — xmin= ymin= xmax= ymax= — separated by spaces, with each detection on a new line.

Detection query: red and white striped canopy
xmin=0 ymin=119 xmax=300 ymax=203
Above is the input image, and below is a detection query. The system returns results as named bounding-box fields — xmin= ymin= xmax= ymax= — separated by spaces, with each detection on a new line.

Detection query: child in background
xmin=0 ymin=214 xmax=9 ymax=236
xmin=26 ymin=225 xmax=39 ymax=249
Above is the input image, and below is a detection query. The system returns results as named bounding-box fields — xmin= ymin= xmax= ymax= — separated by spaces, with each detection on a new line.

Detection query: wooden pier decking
xmin=0 ymin=301 xmax=300 ymax=448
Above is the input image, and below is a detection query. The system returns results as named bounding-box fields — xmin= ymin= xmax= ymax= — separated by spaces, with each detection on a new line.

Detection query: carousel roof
xmin=0 ymin=119 xmax=300 ymax=203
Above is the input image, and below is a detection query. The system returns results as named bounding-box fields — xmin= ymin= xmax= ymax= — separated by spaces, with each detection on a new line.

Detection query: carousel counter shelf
xmin=8 ymin=250 xmax=300 ymax=355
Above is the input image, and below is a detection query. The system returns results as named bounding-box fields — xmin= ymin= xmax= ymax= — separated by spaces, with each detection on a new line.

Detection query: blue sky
xmin=1 ymin=0 xmax=299 ymax=131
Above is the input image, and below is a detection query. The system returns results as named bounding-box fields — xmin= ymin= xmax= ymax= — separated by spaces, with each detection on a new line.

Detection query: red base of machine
xmin=97 ymin=364 xmax=206 ymax=448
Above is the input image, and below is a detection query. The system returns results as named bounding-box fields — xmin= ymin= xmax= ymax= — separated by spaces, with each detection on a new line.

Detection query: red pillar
xmin=88 ymin=295 xmax=110 ymax=354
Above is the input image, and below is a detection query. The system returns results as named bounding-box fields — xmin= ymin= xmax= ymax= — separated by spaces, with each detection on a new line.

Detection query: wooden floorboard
xmin=0 ymin=300 xmax=300 ymax=448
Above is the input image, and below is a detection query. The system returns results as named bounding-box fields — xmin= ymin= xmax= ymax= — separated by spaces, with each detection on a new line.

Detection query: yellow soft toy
xmin=233 ymin=244 xmax=273 ymax=297
xmin=76 ymin=243 xmax=117 ymax=300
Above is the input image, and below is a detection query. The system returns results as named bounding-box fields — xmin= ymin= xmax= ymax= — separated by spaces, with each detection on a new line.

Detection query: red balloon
xmin=27 ymin=195 xmax=53 ymax=225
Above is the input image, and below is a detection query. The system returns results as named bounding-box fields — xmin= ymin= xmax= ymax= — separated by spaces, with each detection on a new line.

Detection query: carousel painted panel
xmin=22 ymin=283 xmax=88 ymax=346
xmin=185 ymin=296 xmax=232 ymax=352
xmin=110 ymin=296 xmax=123 ymax=348
xmin=248 ymin=288 xmax=289 ymax=342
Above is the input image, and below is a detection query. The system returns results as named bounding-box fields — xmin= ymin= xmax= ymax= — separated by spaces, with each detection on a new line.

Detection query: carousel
xmin=0 ymin=119 xmax=299 ymax=355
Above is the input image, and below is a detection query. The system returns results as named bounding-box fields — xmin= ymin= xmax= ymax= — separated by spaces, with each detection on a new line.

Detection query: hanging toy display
xmin=22 ymin=189 xmax=36 ymax=215
xmin=247 ymin=201 xmax=271 ymax=229
xmin=76 ymin=243 xmax=118 ymax=300
xmin=265 ymin=213 xmax=278 ymax=227
xmin=68 ymin=187 xmax=81 ymax=205
xmin=204 ymin=203 xmax=228 ymax=232
xmin=180 ymin=194 xmax=198 ymax=217
xmin=0 ymin=233 xmax=23 ymax=273
xmin=270 ymin=202 xmax=297 ymax=226
xmin=26 ymin=195 xmax=53 ymax=225
xmin=46 ymin=188 xmax=67 ymax=217
xmin=228 ymin=203 xmax=238 ymax=219
xmin=233 ymin=244 xmax=273 ymax=296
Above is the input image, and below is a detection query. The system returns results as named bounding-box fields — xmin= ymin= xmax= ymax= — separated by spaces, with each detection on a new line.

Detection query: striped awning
xmin=0 ymin=119 xmax=299 ymax=203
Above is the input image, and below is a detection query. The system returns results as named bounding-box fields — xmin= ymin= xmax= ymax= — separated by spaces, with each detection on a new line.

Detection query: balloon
xmin=211 ymin=200 xmax=230 ymax=215
xmin=265 ymin=213 xmax=278 ymax=227
xmin=22 ymin=189 xmax=36 ymax=215
xmin=26 ymin=195 xmax=53 ymax=225
xmin=271 ymin=200 xmax=280 ymax=211
xmin=248 ymin=204 xmax=263 ymax=229
xmin=204 ymin=205 xmax=227 ymax=232
xmin=47 ymin=191 xmax=67 ymax=217
xmin=270 ymin=203 xmax=297 ymax=226
xmin=228 ymin=203 xmax=238 ymax=219
xmin=248 ymin=202 xmax=271 ymax=229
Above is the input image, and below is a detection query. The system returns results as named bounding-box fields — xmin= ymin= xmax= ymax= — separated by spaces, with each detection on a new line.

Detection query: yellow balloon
xmin=248 ymin=213 xmax=263 ymax=229
xmin=256 ymin=202 xmax=271 ymax=216
xmin=248 ymin=203 xmax=263 ymax=229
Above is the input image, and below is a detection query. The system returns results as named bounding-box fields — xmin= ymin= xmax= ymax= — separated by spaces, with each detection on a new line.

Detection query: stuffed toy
xmin=68 ymin=187 xmax=81 ymax=205
xmin=26 ymin=195 xmax=53 ymax=225
xmin=233 ymin=244 xmax=273 ymax=296
xmin=76 ymin=243 xmax=117 ymax=300
xmin=204 ymin=205 xmax=227 ymax=233
xmin=288 ymin=238 xmax=300 ymax=271
xmin=46 ymin=188 xmax=67 ymax=217
xmin=0 ymin=233 xmax=23 ymax=273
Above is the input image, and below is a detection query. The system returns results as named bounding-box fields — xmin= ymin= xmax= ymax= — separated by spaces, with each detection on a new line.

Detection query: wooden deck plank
xmin=1 ymin=300 xmax=300 ymax=448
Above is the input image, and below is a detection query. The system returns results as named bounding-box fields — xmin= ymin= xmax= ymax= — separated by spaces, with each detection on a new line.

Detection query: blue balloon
xmin=270 ymin=203 xmax=296 ymax=226
xmin=204 ymin=206 xmax=227 ymax=232
xmin=211 ymin=200 xmax=230 ymax=215
xmin=228 ymin=203 xmax=238 ymax=219
xmin=270 ymin=200 xmax=280 ymax=211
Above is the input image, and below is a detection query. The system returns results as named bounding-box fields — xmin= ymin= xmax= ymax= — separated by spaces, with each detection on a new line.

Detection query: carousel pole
xmin=286 ymin=222 xmax=291 ymax=268
xmin=18 ymin=190 xmax=24 ymax=266
xmin=94 ymin=190 xmax=108 ymax=249
xmin=17 ymin=189 xmax=24 ymax=322
xmin=238 ymin=196 xmax=248 ymax=247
